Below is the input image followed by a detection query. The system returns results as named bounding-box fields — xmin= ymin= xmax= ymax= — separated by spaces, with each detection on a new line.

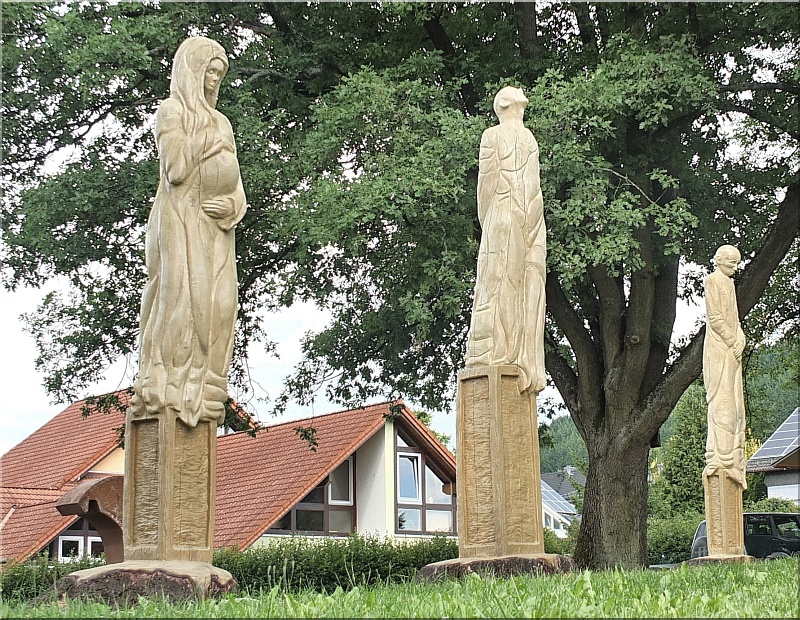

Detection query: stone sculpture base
xmin=123 ymin=415 xmax=217 ymax=562
xmin=703 ymin=468 xmax=745 ymax=556
xmin=684 ymin=554 xmax=755 ymax=567
xmin=457 ymin=365 xmax=544 ymax=558
xmin=416 ymin=554 xmax=576 ymax=582
xmin=53 ymin=561 xmax=237 ymax=604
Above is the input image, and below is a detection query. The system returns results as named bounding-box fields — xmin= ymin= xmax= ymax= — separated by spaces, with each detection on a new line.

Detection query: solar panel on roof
xmin=541 ymin=479 xmax=578 ymax=517
xmin=749 ymin=408 xmax=800 ymax=463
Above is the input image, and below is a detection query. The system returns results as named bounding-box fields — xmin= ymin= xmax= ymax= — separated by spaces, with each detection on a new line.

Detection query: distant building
xmin=542 ymin=465 xmax=586 ymax=501
xmin=746 ymin=407 xmax=800 ymax=504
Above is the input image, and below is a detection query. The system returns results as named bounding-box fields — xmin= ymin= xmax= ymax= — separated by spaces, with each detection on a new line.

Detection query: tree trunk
xmin=573 ymin=432 xmax=650 ymax=569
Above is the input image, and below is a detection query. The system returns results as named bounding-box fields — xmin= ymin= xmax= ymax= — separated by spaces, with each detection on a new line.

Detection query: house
xmin=746 ymin=407 xmax=800 ymax=504
xmin=1 ymin=390 xmax=576 ymax=563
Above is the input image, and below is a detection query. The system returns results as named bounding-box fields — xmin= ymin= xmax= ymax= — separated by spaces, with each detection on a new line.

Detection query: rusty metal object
xmin=56 ymin=475 xmax=124 ymax=563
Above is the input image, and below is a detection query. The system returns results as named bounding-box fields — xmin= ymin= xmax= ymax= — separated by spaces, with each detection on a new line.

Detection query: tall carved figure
xmin=466 ymin=86 xmax=547 ymax=395
xmin=124 ymin=36 xmax=246 ymax=565
xmin=702 ymin=244 xmax=748 ymax=558
xmin=131 ymin=36 xmax=247 ymax=426
xmin=452 ymin=87 xmax=562 ymax=570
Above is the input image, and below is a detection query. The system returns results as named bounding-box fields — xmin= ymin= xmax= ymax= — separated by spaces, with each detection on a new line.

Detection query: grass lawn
xmin=2 ymin=557 xmax=797 ymax=618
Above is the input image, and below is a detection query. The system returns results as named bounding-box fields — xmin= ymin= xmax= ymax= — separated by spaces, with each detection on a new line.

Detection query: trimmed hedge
xmin=4 ymin=531 xmax=583 ymax=599
xmin=213 ymin=534 xmax=458 ymax=592
xmin=647 ymin=511 xmax=703 ymax=565
xmin=0 ymin=552 xmax=103 ymax=601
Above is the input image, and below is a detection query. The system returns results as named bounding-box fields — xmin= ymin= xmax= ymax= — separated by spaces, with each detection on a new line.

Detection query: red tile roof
xmin=215 ymin=401 xmax=395 ymax=550
xmin=0 ymin=501 xmax=78 ymax=563
xmin=1 ymin=391 xmax=128 ymax=490
xmin=1 ymin=394 xmax=455 ymax=562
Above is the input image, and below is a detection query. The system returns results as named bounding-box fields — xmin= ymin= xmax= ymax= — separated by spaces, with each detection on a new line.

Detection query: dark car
xmin=690 ymin=512 xmax=800 ymax=559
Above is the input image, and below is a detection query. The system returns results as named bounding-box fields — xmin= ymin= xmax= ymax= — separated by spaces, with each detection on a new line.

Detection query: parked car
xmin=690 ymin=512 xmax=800 ymax=559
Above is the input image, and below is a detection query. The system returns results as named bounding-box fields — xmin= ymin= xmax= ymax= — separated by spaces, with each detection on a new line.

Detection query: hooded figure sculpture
xmin=130 ymin=37 xmax=247 ymax=427
xmin=465 ymin=86 xmax=547 ymax=394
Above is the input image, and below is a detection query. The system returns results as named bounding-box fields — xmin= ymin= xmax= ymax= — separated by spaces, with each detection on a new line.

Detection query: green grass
xmin=2 ymin=558 xmax=797 ymax=618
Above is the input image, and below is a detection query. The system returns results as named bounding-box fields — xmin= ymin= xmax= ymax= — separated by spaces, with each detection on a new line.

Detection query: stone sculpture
xmin=466 ymin=85 xmax=547 ymax=395
xmin=130 ymin=36 xmax=246 ymax=427
xmin=701 ymin=244 xmax=750 ymax=559
xmin=54 ymin=37 xmax=245 ymax=602
xmin=433 ymin=87 xmax=573 ymax=577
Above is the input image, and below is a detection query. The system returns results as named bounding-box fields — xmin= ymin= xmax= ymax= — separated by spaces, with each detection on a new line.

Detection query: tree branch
xmin=420 ymin=10 xmax=479 ymax=115
xmin=635 ymin=183 xmax=799 ymax=441
xmin=719 ymin=81 xmax=799 ymax=96
xmin=546 ymin=273 xmax=604 ymax=415
xmin=587 ymin=264 xmax=624 ymax=373
xmin=718 ymin=102 xmax=799 ymax=140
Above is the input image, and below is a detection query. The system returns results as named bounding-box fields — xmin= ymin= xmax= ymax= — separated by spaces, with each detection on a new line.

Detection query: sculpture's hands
xmin=201 ymin=196 xmax=234 ymax=220
xmin=733 ymin=333 xmax=745 ymax=363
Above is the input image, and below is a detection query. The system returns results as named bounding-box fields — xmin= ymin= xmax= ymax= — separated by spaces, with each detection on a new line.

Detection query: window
xmin=395 ymin=429 xmax=456 ymax=535
xmin=267 ymin=457 xmax=355 ymax=536
xmin=58 ymin=536 xmax=83 ymax=562
xmin=88 ymin=537 xmax=104 ymax=558
xmin=329 ymin=459 xmax=353 ymax=505
xmin=774 ymin=515 xmax=800 ymax=540
xmin=398 ymin=454 xmax=422 ymax=503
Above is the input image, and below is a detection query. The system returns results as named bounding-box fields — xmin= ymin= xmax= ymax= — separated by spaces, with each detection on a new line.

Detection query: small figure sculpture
xmin=466 ymin=86 xmax=546 ymax=394
xmin=703 ymin=244 xmax=747 ymax=489
xmin=131 ymin=36 xmax=247 ymax=427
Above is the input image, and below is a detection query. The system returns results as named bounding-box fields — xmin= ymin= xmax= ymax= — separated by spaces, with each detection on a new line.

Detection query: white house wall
xmin=354 ymin=421 xmax=393 ymax=535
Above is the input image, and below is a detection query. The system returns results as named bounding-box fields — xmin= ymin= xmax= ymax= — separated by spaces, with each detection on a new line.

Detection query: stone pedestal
xmin=703 ymin=468 xmax=745 ymax=556
xmin=123 ymin=415 xmax=217 ymax=562
xmin=416 ymin=553 xmax=576 ymax=582
xmin=456 ymin=364 xmax=544 ymax=558
xmin=53 ymin=561 xmax=236 ymax=604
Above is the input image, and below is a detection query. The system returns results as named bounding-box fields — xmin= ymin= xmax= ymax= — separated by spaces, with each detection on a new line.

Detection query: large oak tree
xmin=2 ymin=2 xmax=797 ymax=568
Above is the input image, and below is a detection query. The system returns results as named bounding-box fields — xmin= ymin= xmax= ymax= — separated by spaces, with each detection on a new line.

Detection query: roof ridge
xmin=218 ymin=400 xmax=400 ymax=440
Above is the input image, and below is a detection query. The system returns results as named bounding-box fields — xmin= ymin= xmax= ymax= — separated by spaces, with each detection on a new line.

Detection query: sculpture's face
xmin=204 ymin=58 xmax=225 ymax=104
xmin=717 ymin=253 xmax=740 ymax=277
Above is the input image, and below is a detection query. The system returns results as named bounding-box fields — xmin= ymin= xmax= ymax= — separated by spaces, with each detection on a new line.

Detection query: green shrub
xmin=0 ymin=552 xmax=103 ymax=601
xmin=213 ymin=534 xmax=458 ymax=593
xmin=647 ymin=511 xmax=703 ymax=565
xmin=543 ymin=522 xmax=578 ymax=556
xmin=745 ymin=496 xmax=799 ymax=513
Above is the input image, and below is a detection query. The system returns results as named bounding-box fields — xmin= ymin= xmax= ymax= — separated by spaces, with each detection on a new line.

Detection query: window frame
xmin=57 ymin=536 xmax=84 ymax=562
xmin=395 ymin=427 xmax=456 ymax=536
xmin=266 ymin=456 xmax=356 ymax=536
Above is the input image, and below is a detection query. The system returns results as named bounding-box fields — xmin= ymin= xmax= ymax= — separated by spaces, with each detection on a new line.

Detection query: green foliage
xmin=647 ymin=511 xmax=704 ymax=565
xmin=745 ymin=497 xmax=800 ymax=513
xmin=212 ymin=534 xmax=458 ymax=593
xmin=656 ymin=383 xmax=708 ymax=515
xmin=539 ymin=415 xmax=588 ymax=473
xmin=743 ymin=335 xmax=800 ymax=443
xmin=4 ymin=559 xmax=799 ymax=618
xmin=543 ymin=522 xmax=579 ymax=557
xmin=0 ymin=552 xmax=103 ymax=602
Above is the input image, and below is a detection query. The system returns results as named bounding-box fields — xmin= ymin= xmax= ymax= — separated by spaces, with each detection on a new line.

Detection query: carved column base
xmin=456 ymin=365 xmax=544 ymax=558
xmin=123 ymin=414 xmax=217 ymax=562
xmin=416 ymin=553 xmax=576 ymax=581
xmin=684 ymin=554 xmax=755 ymax=567
xmin=703 ymin=468 xmax=745 ymax=556
xmin=53 ymin=561 xmax=236 ymax=604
